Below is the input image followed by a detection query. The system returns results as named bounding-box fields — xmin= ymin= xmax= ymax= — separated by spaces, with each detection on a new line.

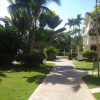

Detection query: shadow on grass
xmin=0 ymin=64 xmax=53 ymax=74
xmin=23 ymin=65 xmax=85 ymax=92
xmin=83 ymin=75 xmax=100 ymax=87
xmin=0 ymin=72 xmax=7 ymax=77
xmin=23 ymin=75 xmax=45 ymax=83
xmin=0 ymin=64 xmax=53 ymax=85
xmin=0 ymin=72 xmax=8 ymax=83
xmin=0 ymin=78 xmax=2 ymax=83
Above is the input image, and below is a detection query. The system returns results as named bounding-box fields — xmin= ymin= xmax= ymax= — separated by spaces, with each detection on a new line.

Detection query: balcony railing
xmin=88 ymin=36 xmax=100 ymax=44
xmin=90 ymin=36 xmax=97 ymax=41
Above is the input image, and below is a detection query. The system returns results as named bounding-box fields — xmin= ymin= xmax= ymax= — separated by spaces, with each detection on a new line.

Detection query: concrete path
xmin=28 ymin=58 xmax=95 ymax=100
xmin=90 ymin=87 xmax=100 ymax=93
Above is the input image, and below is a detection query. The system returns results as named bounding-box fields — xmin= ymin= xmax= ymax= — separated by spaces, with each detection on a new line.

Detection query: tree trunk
xmin=28 ymin=15 xmax=37 ymax=55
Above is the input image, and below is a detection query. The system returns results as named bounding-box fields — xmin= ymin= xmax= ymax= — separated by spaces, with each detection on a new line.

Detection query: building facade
xmin=83 ymin=13 xmax=100 ymax=56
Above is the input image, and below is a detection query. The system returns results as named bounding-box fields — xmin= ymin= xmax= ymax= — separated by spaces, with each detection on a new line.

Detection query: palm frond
xmin=55 ymin=27 xmax=66 ymax=33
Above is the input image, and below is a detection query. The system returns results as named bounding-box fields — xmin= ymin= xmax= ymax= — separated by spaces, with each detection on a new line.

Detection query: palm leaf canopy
xmin=8 ymin=0 xmax=60 ymax=5
xmin=39 ymin=10 xmax=63 ymax=29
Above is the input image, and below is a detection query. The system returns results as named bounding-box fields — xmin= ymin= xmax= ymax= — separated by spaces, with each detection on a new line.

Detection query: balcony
xmin=88 ymin=36 xmax=100 ymax=44
xmin=90 ymin=36 xmax=97 ymax=41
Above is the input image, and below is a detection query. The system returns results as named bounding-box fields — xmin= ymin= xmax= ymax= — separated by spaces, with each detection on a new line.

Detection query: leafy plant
xmin=82 ymin=50 xmax=97 ymax=61
xmin=15 ymin=53 xmax=44 ymax=68
xmin=43 ymin=46 xmax=58 ymax=60
xmin=0 ymin=26 xmax=22 ymax=57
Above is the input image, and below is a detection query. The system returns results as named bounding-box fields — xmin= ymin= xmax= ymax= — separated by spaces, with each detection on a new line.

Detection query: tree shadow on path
xmin=43 ymin=65 xmax=88 ymax=92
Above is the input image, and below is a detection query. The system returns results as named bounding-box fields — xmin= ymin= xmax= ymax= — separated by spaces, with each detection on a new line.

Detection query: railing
xmin=88 ymin=36 xmax=100 ymax=44
xmin=89 ymin=36 xmax=97 ymax=41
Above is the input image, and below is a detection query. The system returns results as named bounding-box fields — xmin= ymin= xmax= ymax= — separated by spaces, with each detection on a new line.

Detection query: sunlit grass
xmin=73 ymin=61 xmax=93 ymax=71
xmin=94 ymin=93 xmax=100 ymax=100
xmin=73 ymin=61 xmax=100 ymax=100
xmin=0 ymin=63 xmax=54 ymax=100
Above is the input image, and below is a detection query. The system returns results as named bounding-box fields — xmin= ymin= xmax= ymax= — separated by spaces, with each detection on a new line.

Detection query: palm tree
xmin=65 ymin=19 xmax=73 ymax=30
xmin=75 ymin=14 xmax=84 ymax=33
xmin=7 ymin=0 xmax=61 ymax=54
xmin=65 ymin=15 xmax=83 ymax=54
xmin=73 ymin=14 xmax=83 ymax=55
xmin=65 ymin=15 xmax=83 ymax=34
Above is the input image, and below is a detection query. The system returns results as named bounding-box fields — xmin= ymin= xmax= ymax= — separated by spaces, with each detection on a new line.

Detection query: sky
xmin=0 ymin=0 xmax=96 ymax=31
xmin=0 ymin=0 xmax=10 ymax=17
xmin=47 ymin=0 xmax=96 ymax=30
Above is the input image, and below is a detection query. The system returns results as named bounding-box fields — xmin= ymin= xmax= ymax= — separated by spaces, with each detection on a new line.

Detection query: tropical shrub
xmin=0 ymin=26 xmax=22 ymax=57
xmin=43 ymin=46 xmax=58 ymax=60
xmin=82 ymin=50 xmax=97 ymax=61
xmin=15 ymin=52 xmax=44 ymax=68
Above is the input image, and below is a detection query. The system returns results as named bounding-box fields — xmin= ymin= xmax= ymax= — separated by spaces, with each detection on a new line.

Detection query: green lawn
xmin=73 ymin=61 xmax=100 ymax=100
xmin=73 ymin=61 xmax=100 ymax=88
xmin=83 ymin=75 xmax=100 ymax=89
xmin=94 ymin=93 xmax=100 ymax=100
xmin=73 ymin=61 xmax=93 ymax=71
xmin=0 ymin=63 xmax=54 ymax=100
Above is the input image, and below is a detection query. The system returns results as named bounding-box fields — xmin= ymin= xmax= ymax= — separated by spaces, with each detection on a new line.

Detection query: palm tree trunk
xmin=29 ymin=15 xmax=37 ymax=54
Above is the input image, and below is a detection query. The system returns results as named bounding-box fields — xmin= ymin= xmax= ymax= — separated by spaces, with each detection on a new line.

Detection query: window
xmin=91 ymin=46 xmax=97 ymax=51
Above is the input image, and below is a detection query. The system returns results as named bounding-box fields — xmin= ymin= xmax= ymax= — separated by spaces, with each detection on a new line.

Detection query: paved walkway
xmin=90 ymin=87 xmax=100 ymax=93
xmin=28 ymin=58 xmax=95 ymax=100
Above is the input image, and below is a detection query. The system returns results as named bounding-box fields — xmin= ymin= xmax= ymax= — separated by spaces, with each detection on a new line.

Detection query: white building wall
xmin=83 ymin=14 xmax=100 ymax=50
xmin=83 ymin=13 xmax=100 ymax=58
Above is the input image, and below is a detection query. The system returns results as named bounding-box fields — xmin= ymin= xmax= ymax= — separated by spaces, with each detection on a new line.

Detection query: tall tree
xmin=7 ymin=0 xmax=61 ymax=54
xmin=65 ymin=14 xmax=83 ymax=53
xmin=51 ymin=32 xmax=71 ymax=53
xmin=65 ymin=19 xmax=74 ymax=30
xmin=75 ymin=14 xmax=84 ymax=33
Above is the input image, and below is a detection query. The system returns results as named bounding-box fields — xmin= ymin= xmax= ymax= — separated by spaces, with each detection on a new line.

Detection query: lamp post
xmin=95 ymin=0 xmax=100 ymax=76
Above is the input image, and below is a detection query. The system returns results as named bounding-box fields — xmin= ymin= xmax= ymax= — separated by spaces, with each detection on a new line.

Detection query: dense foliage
xmin=51 ymin=32 xmax=71 ymax=55
xmin=7 ymin=0 xmax=63 ymax=54
xmin=15 ymin=52 xmax=44 ymax=68
xmin=43 ymin=46 xmax=58 ymax=60
xmin=0 ymin=26 xmax=22 ymax=57
xmin=82 ymin=50 xmax=97 ymax=61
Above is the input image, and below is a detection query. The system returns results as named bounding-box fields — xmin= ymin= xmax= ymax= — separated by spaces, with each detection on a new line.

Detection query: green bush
xmin=0 ymin=54 xmax=13 ymax=66
xmin=43 ymin=46 xmax=58 ymax=60
xmin=15 ymin=53 xmax=44 ymax=68
xmin=82 ymin=50 xmax=97 ymax=61
xmin=0 ymin=26 xmax=22 ymax=57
